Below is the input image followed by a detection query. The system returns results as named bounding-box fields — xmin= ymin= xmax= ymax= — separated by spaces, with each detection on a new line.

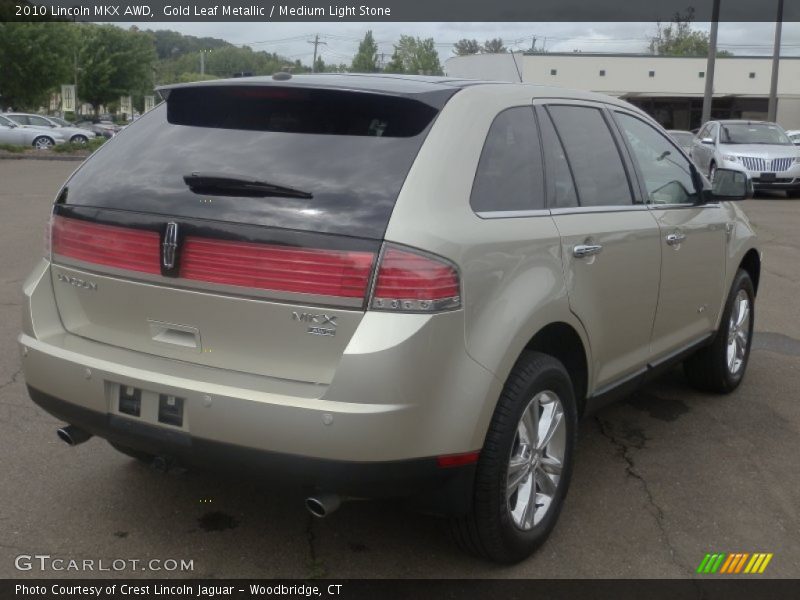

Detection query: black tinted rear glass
xmin=167 ymin=86 xmax=437 ymax=137
xmin=62 ymin=88 xmax=444 ymax=239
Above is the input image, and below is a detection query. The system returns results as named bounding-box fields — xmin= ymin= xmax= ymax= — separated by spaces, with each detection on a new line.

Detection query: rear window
xmin=61 ymin=86 xmax=446 ymax=239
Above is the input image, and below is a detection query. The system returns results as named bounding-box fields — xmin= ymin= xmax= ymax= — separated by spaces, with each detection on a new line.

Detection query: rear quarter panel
xmin=384 ymin=85 xmax=591 ymax=438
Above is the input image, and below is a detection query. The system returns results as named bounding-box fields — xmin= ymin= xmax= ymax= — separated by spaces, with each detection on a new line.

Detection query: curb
xmin=0 ymin=153 xmax=86 ymax=162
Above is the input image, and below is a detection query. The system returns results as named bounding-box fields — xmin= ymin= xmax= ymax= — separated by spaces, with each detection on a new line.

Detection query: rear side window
xmin=547 ymin=105 xmax=633 ymax=207
xmin=470 ymin=107 xmax=545 ymax=214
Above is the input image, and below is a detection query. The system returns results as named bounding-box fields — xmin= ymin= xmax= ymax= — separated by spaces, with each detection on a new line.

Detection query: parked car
xmin=0 ymin=114 xmax=65 ymax=149
xmin=75 ymin=119 xmax=119 ymax=139
xmin=691 ymin=120 xmax=800 ymax=194
xmin=4 ymin=112 xmax=97 ymax=144
xmin=21 ymin=75 xmax=760 ymax=563
xmin=667 ymin=129 xmax=695 ymax=154
xmin=785 ymin=129 xmax=800 ymax=145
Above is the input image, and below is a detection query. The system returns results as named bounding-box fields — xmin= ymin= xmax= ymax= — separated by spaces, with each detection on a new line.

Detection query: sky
xmin=123 ymin=21 xmax=800 ymax=68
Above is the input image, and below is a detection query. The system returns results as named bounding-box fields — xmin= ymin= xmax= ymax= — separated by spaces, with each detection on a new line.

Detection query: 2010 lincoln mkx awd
xmin=20 ymin=73 xmax=760 ymax=563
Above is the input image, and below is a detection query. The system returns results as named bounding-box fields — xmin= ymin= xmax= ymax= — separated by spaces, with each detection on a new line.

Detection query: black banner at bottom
xmin=2 ymin=579 xmax=800 ymax=600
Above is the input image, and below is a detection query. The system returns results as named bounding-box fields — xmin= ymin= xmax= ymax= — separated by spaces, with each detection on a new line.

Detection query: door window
xmin=27 ymin=116 xmax=52 ymax=127
xmin=616 ymin=112 xmax=699 ymax=205
xmin=538 ymin=109 xmax=578 ymax=209
xmin=470 ymin=106 xmax=545 ymax=213
xmin=547 ymin=105 xmax=633 ymax=207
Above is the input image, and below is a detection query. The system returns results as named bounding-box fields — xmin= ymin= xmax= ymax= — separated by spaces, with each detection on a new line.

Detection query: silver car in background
xmin=0 ymin=114 xmax=66 ymax=149
xmin=691 ymin=120 xmax=800 ymax=194
xmin=5 ymin=112 xmax=97 ymax=144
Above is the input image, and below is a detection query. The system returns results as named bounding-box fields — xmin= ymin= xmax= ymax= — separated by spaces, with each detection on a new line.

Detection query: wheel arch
xmin=522 ymin=322 xmax=590 ymax=416
xmin=739 ymin=248 xmax=761 ymax=296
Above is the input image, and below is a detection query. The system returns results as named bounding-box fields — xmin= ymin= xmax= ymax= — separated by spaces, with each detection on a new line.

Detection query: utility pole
xmin=73 ymin=49 xmax=79 ymax=116
xmin=199 ymin=50 xmax=205 ymax=75
xmin=308 ymin=34 xmax=327 ymax=73
xmin=701 ymin=0 xmax=721 ymax=126
xmin=768 ymin=0 xmax=784 ymax=122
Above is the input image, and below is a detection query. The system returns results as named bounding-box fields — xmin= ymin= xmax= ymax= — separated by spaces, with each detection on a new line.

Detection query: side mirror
xmin=701 ymin=137 xmax=714 ymax=145
xmin=705 ymin=168 xmax=753 ymax=201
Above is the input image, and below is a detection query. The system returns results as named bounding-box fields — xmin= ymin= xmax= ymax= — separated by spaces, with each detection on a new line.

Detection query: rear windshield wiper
xmin=183 ymin=172 xmax=313 ymax=199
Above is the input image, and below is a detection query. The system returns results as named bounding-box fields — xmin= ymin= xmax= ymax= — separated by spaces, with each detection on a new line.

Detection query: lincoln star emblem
xmin=162 ymin=222 xmax=179 ymax=269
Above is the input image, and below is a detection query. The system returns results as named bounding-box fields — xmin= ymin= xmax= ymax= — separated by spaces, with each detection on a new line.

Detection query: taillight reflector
xmin=179 ymin=236 xmax=375 ymax=299
xmin=437 ymin=451 xmax=480 ymax=468
xmin=51 ymin=216 xmax=160 ymax=274
xmin=371 ymin=246 xmax=460 ymax=312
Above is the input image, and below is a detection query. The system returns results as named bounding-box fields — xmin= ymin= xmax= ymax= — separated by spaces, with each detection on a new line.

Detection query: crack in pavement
xmin=0 ymin=367 xmax=22 ymax=394
xmin=595 ymin=417 xmax=691 ymax=575
xmin=304 ymin=514 xmax=326 ymax=579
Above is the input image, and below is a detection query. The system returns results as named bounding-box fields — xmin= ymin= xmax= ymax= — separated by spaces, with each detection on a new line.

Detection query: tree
xmin=77 ymin=25 xmax=156 ymax=115
xmin=351 ymin=30 xmax=379 ymax=73
xmin=649 ymin=9 xmax=732 ymax=57
xmin=0 ymin=22 xmax=76 ymax=110
xmin=384 ymin=36 xmax=443 ymax=76
xmin=482 ymin=38 xmax=507 ymax=54
xmin=453 ymin=39 xmax=481 ymax=56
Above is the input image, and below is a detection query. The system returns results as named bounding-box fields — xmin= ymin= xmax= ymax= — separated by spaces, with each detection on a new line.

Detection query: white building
xmin=445 ymin=53 xmax=800 ymax=130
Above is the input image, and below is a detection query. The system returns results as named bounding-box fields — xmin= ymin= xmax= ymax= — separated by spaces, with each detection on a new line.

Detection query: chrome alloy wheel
xmin=727 ymin=289 xmax=751 ymax=376
xmin=506 ymin=390 xmax=566 ymax=530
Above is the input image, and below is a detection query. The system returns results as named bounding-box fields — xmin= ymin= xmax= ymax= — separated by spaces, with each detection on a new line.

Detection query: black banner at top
xmin=2 ymin=0 xmax=800 ymax=22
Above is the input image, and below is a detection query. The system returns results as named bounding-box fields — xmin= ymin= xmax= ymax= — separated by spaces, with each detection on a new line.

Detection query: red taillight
xmin=179 ymin=236 xmax=375 ymax=299
xmin=437 ymin=451 xmax=480 ymax=468
xmin=51 ymin=216 xmax=160 ymax=274
xmin=371 ymin=246 xmax=461 ymax=312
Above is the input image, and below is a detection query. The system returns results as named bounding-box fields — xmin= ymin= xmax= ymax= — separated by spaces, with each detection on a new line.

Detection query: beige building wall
xmin=445 ymin=54 xmax=800 ymax=128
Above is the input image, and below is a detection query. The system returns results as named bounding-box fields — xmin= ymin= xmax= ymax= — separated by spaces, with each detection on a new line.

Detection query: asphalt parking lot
xmin=1 ymin=159 xmax=799 ymax=579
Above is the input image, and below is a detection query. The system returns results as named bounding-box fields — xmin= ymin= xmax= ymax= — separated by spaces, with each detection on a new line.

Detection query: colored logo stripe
xmin=697 ymin=553 xmax=773 ymax=574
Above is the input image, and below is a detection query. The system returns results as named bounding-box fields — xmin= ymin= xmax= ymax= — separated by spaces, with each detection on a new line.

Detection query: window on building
xmin=470 ymin=107 xmax=545 ymax=214
xmin=699 ymin=71 xmax=705 ymax=78
xmin=648 ymin=70 xmax=655 ymax=78
xmin=550 ymin=69 xmax=557 ymax=76
xmin=599 ymin=70 xmax=606 ymax=77
xmin=749 ymin=72 xmax=756 ymax=79
xmin=547 ymin=105 xmax=633 ymax=207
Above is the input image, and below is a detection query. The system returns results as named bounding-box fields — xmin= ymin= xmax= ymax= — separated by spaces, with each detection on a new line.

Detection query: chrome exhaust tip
xmin=56 ymin=425 xmax=92 ymax=446
xmin=305 ymin=493 xmax=342 ymax=518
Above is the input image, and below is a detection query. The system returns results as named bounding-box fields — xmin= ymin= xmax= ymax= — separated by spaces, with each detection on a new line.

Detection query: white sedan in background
xmin=5 ymin=113 xmax=97 ymax=144
xmin=0 ymin=114 xmax=66 ymax=149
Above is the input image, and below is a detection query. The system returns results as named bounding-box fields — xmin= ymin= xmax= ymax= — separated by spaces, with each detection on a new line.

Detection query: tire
xmin=450 ymin=351 xmax=577 ymax=563
xmin=32 ymin=136 xmax=54 ymax=150
xmin=109 ymin=441 xmax=154 ymax=464
xmin=684 ymin=269 xmax=755 ymax=394
xmin=70 ymin=134 xmax=88 ymax=144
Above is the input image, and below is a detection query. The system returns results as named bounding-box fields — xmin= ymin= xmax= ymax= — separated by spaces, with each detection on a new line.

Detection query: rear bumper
xmin=28 ymin=386 xmax=475 ymax=515
xmin=20 ymin=260 xmax=500 ymax=514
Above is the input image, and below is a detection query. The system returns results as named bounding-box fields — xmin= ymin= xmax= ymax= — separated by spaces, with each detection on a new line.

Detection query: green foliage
xmin=52 ymin=137 xmax=106 ymax=154
xmin=649 ymin=9 xmax=733 ymax=57
xmin=151 ymin=29 xmax=230 ymax=60
xmin=385 ymin=36 xmax=443 ymax=76
xmin=453 ymin=39 xmax=481 ymax=56
xmin=351 ymin=30 xmax=379 ymax=72
xmin=77 ymin=25 xmax=156 ymax=114
xmin=156 ymin=44 xmax=290 ymax=83
xmin=0 ymin=22 xmax=76 ymax=109
xmin=482 ymin=38 xmax=507 ymax=54
xmin=0 ymin=143 xmax=25 ymax=153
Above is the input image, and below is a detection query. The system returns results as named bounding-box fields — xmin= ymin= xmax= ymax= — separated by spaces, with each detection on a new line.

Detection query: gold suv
xmin=20 ymin=74 xmax=759 ymax=562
